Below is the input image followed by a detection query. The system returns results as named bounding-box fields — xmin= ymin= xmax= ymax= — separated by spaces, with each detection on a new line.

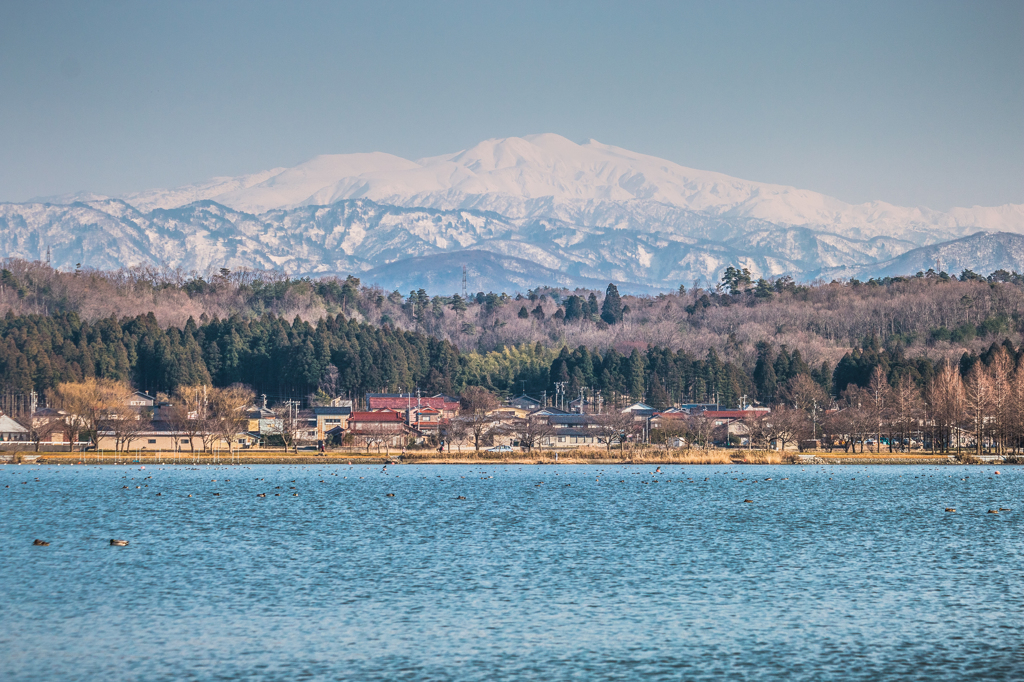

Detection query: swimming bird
xmin=988 ymin=510 xmax=999 ymax=514
xmin=110 ymin=539 xmax=129 ymax=546
xmin=945 ymin=508 xmax=955 ymax=512
xmin=386 ymin=493 xmax=395 ymax=497
xmin=743 ymin=499 xmax=753 ymax=503
xmin=33 ymin=539 xmax=49 ymax=546
xmin=456 ymin=496 xmax=466 ymax=500
xmin=257 ymin=493 xmax=266 ymax=497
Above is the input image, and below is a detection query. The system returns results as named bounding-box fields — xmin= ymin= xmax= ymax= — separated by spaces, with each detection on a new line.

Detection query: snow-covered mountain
xmin=6 ymin=134 xmax=1022 ymax=292
xmin=106 ymin=133 xmax=1022 ymax=244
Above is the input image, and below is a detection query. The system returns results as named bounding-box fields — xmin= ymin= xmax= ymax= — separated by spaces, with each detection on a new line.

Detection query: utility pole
xmin=812 ymin=398 xmax=817 ymax=440
xmin=554 ymin=382 xmax=567 ymax=411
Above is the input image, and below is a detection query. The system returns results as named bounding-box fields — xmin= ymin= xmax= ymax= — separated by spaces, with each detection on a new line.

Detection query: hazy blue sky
xmin=0 ymin=0 xmax=1020 ymax=209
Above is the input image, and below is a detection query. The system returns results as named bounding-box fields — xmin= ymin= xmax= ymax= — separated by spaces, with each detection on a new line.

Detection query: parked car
xmin=486 ymin=444 xmax=514 ymax=452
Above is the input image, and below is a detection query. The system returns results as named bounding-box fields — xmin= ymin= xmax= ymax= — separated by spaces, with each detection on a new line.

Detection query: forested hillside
xmin=2 ymin=259 xmax=1024 ymax=408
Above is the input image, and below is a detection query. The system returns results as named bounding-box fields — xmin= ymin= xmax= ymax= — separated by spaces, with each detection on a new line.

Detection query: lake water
xmin=2 ymin=463 xmax=1021 ymax=681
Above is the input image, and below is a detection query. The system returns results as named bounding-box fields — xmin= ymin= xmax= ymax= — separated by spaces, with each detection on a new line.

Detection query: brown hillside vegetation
xmin=2 ymin=260 xmax=1021 ymax=370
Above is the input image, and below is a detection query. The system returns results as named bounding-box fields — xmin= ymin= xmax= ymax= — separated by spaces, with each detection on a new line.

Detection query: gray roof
xmin=551 ymin=427 xmax=600 ymax=437
xmin=0 ymin=414 xmax=28 ymax=434
xmin=530 ymin=407 xmax=570 ymax=416
xmin=313 ymin=406 xmax=352 ymax=416
xmin=548 ymin=414 xmax=591 ymax=425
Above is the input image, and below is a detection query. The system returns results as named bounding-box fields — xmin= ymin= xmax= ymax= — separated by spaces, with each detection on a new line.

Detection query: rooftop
xmin=349 ymin=411 xmax=405 ymax=422
xmin=313 ymin=406 xmax=352 ymax=416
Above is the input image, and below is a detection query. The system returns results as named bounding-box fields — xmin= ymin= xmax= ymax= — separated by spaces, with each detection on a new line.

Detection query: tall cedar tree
xmin=600 ymin=284 xmax=623 ymax=324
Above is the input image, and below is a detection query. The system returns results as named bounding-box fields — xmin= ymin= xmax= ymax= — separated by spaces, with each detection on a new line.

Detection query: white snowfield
xmin=119 ymin=133 xmax=1023 ymax=241
xmin=7 ymin=134 xmax=1023 ymax=292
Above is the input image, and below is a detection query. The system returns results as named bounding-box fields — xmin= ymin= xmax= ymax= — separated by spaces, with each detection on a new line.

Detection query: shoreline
xmin=1 ymin=449 xmax=1008 ymax=466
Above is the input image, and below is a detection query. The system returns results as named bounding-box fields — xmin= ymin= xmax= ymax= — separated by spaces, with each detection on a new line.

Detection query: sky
xmin=0 ymin=0 xmax=1021 ymax=210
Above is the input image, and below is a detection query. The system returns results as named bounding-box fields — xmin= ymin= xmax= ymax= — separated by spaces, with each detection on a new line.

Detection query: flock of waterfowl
xmin=5 ymin=461 xmax=1017 ymax=547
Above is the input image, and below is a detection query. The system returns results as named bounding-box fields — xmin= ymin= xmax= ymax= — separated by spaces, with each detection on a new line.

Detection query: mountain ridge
xmin=9 ymin=134 xmax=1023 ymax=292
xmin=35 ymin=134 xmax=1024 ymax=243
xmin=3 ymin=196 xmax=1023 ymax=294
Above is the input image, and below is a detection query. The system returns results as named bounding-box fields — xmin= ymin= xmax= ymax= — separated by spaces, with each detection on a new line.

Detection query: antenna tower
xmin=461 ymin=265 xmax=468 ymax=299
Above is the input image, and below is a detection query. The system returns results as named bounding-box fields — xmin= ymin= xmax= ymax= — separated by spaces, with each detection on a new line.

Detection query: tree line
xmin=6 ymin=259 xmax=1024 ymax=374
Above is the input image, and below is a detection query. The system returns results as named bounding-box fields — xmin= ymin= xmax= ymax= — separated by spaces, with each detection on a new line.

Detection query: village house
xmin=128 ymin=391 xmax=156 ymax=407
xmin=246 ymin=397 xmax=282 ymax=435
xmin=541 ymin=429 xmax=601 ymax=448
xmin=0 ymin=413 xmax=29 ymax=442
xmin=347 ymin=410 xmax=411 ymax=448
xmin=31 ymin=407 xmax=71 ymax=446
xmin=621 ymin=402 xmax=656 ymax=419
xmin=505 ymin=394 xmax=542 ymax=416
xmin=405 ymin=406 xmax=443 ymax=434
xmin=365 ymin=393 xmax=461 ymax=418
xmin=95 ymin=421 xmax=257 ymax=452
xmin=313 ymin=406 xmax=352 ymax=441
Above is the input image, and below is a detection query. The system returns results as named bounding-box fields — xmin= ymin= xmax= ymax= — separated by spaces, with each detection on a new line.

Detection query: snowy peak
xmin=213 ymin=152 xmax=419 ymax=214
xmin=98 ymin=134 xmax=1022 ymax=244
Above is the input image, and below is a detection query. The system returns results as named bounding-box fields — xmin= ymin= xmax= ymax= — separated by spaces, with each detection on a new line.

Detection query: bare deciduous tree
xmin=503 ymin=418 xmax=555 ymax=452
xmin=926 ymin=363 xmax=965 ymax=455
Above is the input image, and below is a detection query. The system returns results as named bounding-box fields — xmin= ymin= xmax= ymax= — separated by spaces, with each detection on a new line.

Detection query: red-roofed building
xmin=406 ymin=407 xmax=443 ymax=434
xmin=366 ymin=393 xmax=460 ymax=417
xmin=348 ymin=411 xmax=407 ymax=430
xmin=348 ymin=410 xmax=411 ymax=449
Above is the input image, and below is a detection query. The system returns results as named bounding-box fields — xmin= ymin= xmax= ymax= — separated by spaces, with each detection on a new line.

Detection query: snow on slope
xmin=820 ymin=232 xmax=1024 ymax=282
xmin=0 ymin=198 xmax=936 ymax=291
xmin=115 ymin=134 xmax=1024 ymax=244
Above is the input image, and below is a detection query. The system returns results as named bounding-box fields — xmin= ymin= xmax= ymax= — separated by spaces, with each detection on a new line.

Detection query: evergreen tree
xmin=600 ymin=284 xmax=623 ymax=325
xmin=563 ymin=296 xmax=584 ymax=322
xmin=449 ymin=294 xmax=468 ymax=316
xmin=648 ymin=374 xmax=671 ymax=409
xmin=627 ymin=348 xmax=645 ymax=401
xmin=753 ymin=342 xmax=777 ymax=403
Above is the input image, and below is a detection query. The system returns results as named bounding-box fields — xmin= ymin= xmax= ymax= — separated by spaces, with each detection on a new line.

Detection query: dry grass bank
xmin=21 ymin=448 xmax=990 ymax=467
xmin=31 ymin=451 xmax=388 ymax=465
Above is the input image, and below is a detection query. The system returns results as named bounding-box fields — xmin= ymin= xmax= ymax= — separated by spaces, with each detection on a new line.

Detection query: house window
xmin=238 ymin=439 xmax=246 ymax=444
xmin=559 ymin=437 xmax=565 ymax=442
xmin=181 ymin=439 xmax=190 ymax=444
xmin=148 ymin=439 xmax=157 ymax=444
